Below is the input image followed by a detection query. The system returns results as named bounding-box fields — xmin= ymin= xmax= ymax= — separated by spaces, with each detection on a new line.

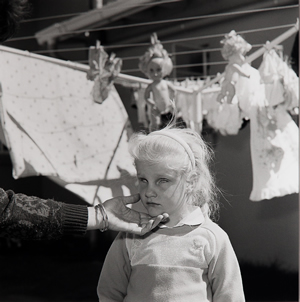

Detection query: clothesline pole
xmin=198 ymin=19 xmax=299 ymax=92
xmin=246 ymin=18 xmax=299 ymax=62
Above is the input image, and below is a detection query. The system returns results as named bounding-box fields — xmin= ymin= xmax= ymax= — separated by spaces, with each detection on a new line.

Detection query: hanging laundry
xmin=200 ymin=30 xmax=250 ymax=135
xmin=0 ymin=47 xmax=137 ymax=204
xmin=203 ymin=89 xmax=243 ymax=136
xmin=235 ymin=61 xmax=299 ymax=201
xmin=87 ymin=42 xmax=122 ymax=104
xmin=259 ymin=48 xmax=299 ymax=113
xmin=258 ymin=48 xmax=286 ymax=107
xmin=174 ymin=80 xmax=202 ymax=133
xmin=204 ymin=29 xmax=299 ymax=201
xmin=249 ymin=104 xmax=299 ymax=201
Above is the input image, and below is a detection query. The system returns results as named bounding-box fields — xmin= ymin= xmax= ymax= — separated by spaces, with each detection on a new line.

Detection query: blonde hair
xmin=128 ymin=126 xmax=219 ymax=220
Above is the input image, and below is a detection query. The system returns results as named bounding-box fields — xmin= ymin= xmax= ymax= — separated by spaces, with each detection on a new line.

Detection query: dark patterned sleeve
xmin=0 ymin=188 xmax=88 ymax=240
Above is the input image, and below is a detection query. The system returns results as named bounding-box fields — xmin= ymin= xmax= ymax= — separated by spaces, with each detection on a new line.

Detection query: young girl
xmin=97 ymin=126 xmax=245 ymax=302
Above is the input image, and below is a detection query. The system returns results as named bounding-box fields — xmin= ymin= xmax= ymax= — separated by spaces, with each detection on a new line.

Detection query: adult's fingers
xmin=121 ymin=194 xmax=141 ymax=205
xmin=140 ymin=213 xmax=169 ymax=235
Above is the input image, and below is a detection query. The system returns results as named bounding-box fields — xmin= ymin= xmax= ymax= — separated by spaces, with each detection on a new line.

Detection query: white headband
xmin=149 ymin=131 xmax=196 ymax=168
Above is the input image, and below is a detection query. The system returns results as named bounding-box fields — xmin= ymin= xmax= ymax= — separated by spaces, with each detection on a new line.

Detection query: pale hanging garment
xmin=0 ymin=48 xmax=137 ymax=204
xmin=236 ymin=63 xmax=299 ymax=201
xmin=175 ymin=79 xmax=203 ymax=133
xmin=258 ymin=48 xmax=299 ymax=111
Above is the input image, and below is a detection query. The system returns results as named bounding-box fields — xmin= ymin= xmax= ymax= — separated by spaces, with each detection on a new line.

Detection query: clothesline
xmin=34 ymin=22 xmax=281 ymax=53
xmin=77 ymin=44 xmax=263 ymax=63
xmin=0 ymin=19 xmax=297 ymax=95
xmin=198 ymin=19 xmax=299 ymax=92
xmin=121 ymin=60 xmax=227 ymax=74
xmin=0 ymin=44 xmax=215 ymax=94
xmin=7 ymin=4 xmax=297 ymax=43
xmin=0 ymin=29 xmax=298 ymax=207
xmin=74 ymin=44 xmax=264 ymax=69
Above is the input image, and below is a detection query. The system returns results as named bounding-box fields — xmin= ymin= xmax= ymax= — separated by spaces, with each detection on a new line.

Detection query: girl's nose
xmin=145 ymin=186 xmax=157 ymax=198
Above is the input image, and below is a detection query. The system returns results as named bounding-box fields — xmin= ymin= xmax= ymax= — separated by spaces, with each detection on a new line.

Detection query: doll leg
xmin=149 ymin=109 xmax=159 ymax=132
xmin=226 ymin=82 xmax=236 ymax=104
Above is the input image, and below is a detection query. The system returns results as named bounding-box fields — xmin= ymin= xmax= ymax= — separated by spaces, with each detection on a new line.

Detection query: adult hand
xmin=103 ymin=194 xmax=169 ymax=235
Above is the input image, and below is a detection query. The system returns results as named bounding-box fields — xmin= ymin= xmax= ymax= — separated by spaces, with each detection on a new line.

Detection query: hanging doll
xmin=217 ymin=30 xmax=252 ymax=104
xmin=87 ymin=41 xmax=122 ymax=104
xmin=139 ymin=33 xmax=176 ymax=131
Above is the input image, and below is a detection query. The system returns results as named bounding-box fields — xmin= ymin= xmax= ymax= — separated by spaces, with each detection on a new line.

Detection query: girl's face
xmin=136 ymin=159 xmax=193 ymax=226
xmin=147 ymin=57 xmax=164 ymax=81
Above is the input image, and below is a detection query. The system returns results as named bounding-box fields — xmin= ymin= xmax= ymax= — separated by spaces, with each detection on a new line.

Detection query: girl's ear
xmin=185 ymin=172 xmax=197 ymax=196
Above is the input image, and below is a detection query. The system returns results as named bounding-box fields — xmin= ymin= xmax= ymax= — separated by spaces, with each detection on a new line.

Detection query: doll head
xmin=128 ymin=126 xmax=219 ymax=220
xmin=146 ymin=56 xmax=166 ymax=81
xmin=220 ymin=30 xmax=252 ymax=60
xmin=139 ymin=33 xmax=173 ymax=79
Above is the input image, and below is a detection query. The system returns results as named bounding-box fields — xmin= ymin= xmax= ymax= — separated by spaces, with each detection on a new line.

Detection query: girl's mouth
xmin=146 ymin=202 xmax=160 ymax=206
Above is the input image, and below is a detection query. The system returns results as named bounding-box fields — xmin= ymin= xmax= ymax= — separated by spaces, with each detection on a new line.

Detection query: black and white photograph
xmin=0 ymin=0 xmax=298 ymax=301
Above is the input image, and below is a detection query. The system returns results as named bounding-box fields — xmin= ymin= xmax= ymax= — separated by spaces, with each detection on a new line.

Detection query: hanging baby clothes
xmin=130 ymin=85 xmax=150 ymax=129
xmin=87 ymin=44 xmax=122 ymax=104
xmin=0 ymin=47 xmax=137 ymax=205
xmin=175 ymin=79 xmax=202 ymax=133
xmin=258 ymin=46 xmax=299 ymax=113
xmin=202 ymin=85 xmax=243 ymax=135
xmin=258 ymin=49 xmax=286 ymax=107
xmin=236 ymin=61 xmax=299 ymax=201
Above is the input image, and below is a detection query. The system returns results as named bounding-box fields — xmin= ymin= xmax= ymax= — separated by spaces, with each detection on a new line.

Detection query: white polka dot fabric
xmin=0 ymin=49 xmax=136 ymax=192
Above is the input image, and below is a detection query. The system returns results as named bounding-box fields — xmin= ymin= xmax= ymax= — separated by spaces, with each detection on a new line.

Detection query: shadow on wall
xmin=240 ymin=260 xmax=298 ymax=301
xmin=214 ymin=123 xmax=299 ymax=272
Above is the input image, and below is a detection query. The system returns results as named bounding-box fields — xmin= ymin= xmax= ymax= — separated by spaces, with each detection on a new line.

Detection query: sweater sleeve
xmin=205 ymin=221 xmax=245 ymax=302
xmin=97 ymin=232 xmax=131 ymax=302
xmin=0 ymin=188 xmax=88 ymax=240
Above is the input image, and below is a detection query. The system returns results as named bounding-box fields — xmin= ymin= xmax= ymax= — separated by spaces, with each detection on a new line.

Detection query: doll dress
xmin=202 ymin=88 xmax=242 ymax=135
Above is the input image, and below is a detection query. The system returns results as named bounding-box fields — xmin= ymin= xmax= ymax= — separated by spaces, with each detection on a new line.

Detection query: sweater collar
xmin=159 ymin=207 xmax=205 ymax=229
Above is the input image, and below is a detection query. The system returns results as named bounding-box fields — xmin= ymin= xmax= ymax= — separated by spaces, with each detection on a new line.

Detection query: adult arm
xmin=0 ymin=189 xmax=168 ymax=240
xmin=0 ymin=188 xmax=88 ymax=240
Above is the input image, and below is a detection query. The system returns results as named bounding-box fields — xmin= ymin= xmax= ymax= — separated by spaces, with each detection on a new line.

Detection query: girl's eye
xmin=158 ymin=178 xmax=169 ymax=184
xmin=138 ymin=178 xmax=147 ymax=183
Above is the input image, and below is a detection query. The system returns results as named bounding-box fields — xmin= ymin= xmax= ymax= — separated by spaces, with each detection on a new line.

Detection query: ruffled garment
xmin=236 ymin=63 xmax=299 ymax=201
